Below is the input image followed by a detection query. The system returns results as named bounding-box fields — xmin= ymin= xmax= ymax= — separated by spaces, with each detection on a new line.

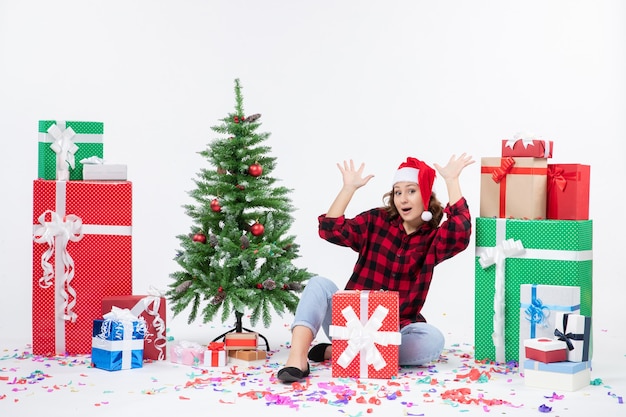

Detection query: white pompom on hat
xmin=392 ymin=157 xmax=436 ymax=221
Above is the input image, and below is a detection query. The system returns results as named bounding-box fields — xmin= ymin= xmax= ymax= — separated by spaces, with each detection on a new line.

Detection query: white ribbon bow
xmin=48 ymin=123 xmax=78 ymax=179
xmin=504 ymin=131 xmax=537 ymax=150
xmin=330 ymin=305 xmax=401 ymax=372
xmin=33 ymin=210 xmax=84 ymax=322
xmin=478 ymin=238 xmax=525 ymax=364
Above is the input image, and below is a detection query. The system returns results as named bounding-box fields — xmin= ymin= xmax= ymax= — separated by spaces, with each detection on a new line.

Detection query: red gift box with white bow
xmin=32 ymin=179 xmax=132 ymax=355
xmin=329 ymin=290 xmax=401 ymax=379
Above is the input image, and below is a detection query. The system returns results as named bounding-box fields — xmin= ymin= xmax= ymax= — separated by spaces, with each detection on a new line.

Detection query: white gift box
xmin=554 ymin=312 xmax=592 ymax=362
xmin=523 ymin=359 xmax=591 ymax=391
xmin=83 ymin=164 xmax=128 ymax=180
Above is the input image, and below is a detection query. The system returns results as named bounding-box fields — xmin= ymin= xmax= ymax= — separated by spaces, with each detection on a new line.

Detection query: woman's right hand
xmin=337 ymin=160 xmax=375 ymax=190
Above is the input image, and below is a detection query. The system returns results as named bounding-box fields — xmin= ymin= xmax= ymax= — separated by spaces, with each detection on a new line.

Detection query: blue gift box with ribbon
xmin=91 ymin=308 xmax=146 ymax=371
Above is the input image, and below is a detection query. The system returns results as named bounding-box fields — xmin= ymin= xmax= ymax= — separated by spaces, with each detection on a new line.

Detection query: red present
xmin=480 ymin=157 xmax=548 ymax=219
xmin=502 ymin=138 xmax=553 ymax=158
xmin=329 ymin=290 xmax=401 ymax=379
xmin=32 ymin=180 xmax=132 ymax=355
xmin=224 ymin=332 xmax=258 ymax=350
xmin=101 ymin=293 xmax=167 ymax=360
xmin=204 ymin=342 xmax=227 ymax=367
xmin=524 ymin=338 xmax=568 ymax=363
xmin=547 ymin=164 xmax=590 ymax=220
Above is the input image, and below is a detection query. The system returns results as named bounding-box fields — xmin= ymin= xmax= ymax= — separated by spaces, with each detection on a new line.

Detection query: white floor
xmin=1 ymin=316 xmax=624 ymax=417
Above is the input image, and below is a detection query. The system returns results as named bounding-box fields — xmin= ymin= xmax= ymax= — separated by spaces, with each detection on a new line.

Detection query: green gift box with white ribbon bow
xmin=38 ymin=120 xmax=104 ymax=180
xmin=474 ymin=217 xmax=592 ymax=363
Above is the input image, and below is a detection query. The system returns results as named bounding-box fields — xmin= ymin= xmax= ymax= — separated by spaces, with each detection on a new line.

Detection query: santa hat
xmin=392 ymin=157 xmax=436 ymax=221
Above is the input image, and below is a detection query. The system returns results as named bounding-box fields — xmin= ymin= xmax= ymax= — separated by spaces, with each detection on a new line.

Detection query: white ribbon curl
xmin=47 ymin=122 xmax=78 ymax=181
xmin=477 ymin=238 xmax=525 ymax=364
xmin=329 ymin=301 xmax=401 ymax=376
xmin=129 ymin=286 xmax=168 ymax=360
xmin=33 ymin=209 xmax=84 ymax=322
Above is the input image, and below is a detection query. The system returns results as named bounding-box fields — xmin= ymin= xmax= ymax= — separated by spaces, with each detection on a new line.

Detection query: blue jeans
xmin=291 ymin=275 xmax=445 ymax=366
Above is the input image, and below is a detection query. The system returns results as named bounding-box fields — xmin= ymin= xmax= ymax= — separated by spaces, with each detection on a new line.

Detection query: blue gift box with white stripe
xmin=91 ymin=318 xmax=145 ymax=371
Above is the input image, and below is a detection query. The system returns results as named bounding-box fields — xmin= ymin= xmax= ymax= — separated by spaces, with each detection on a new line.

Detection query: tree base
xmin=211 ymin=311 xmax=270 ymax=350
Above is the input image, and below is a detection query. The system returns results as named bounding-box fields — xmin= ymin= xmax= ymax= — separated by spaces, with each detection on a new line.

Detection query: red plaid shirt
xmin=318 ymin=197 xmax=471 ymax=327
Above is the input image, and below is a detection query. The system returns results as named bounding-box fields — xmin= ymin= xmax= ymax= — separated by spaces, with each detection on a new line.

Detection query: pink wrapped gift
xmin=169 ymin=341 xmax=204 ymax=366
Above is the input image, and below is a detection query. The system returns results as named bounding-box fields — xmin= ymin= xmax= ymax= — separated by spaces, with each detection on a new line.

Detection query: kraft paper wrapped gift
xmin=523 ymin=359 xmax=591 ymax=391
xmin=224 ymin=332 xmax=258 ymax=350
xmin=38 ymin=120 xmax=104 ymax=181
xmin=32 ymin=180 xmax=133 ymax=355
xmin=523 ymin=338 xmax=568 ymax=363
xmin=501 ymin=136 xmax=553 ymax=158
xmin=228 ymin=349 xmax=267 ymax=361
xmin=91 ymin=308 xmax=145 ymax=371
xmin=474 ymin=217 xmax=592 ymax=363
xmin=101 ymin=294 xmax=167 ymax=360
xmin=547 ymin=164 xmax=591 ymax=220
xmin=329 ymin=290 xmax=401 ymax=379
xmin=480 ymin=156 xmax=548 ymax=219
xmin=170 ymin=341 xmax=205 ymax=366
xmin=204 ymin=342 xmax=227 ymax=367
xmin=554 ymin=312 xmax=592 ymax=362
xmin=519 ymin=284 xmax=581 ymax=364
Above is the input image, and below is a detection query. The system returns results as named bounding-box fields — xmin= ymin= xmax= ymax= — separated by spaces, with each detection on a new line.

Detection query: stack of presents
xmin=475 ymin=133 xmax=592 ymax=391
xmin=31 ymin=119 xmax=264 ymax=371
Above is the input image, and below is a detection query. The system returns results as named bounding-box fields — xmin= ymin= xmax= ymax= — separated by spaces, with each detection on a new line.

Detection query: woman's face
xmin=392 ymin=182 xmax=424 ymax=224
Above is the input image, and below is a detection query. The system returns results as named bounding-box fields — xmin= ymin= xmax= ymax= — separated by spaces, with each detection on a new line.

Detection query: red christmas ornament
xmin=250 ymin=221 xmax=265 ymax=236
xmin=234 ymin=116 xmax=241 ymax=123
xmin=218 ymin=286 xmax=223 ymax=292
xmin=210 ymin=198 xmax=221 ymax=212
xmin=236 ymin=184 xmax=245 ymax=190
xmin=256 ymin=283 xmax=263 ymax=289
xmin=192 ymin=232 xmax=207 ymax=243
xmin=248 ymin=162 xmax=263 ymax=177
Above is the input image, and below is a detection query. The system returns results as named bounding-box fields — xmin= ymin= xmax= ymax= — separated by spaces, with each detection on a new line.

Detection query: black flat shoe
xmin=307 ymin=343 xmax=331 ymax=362
xmin=277 ymin=363 xmax=310 ymax=383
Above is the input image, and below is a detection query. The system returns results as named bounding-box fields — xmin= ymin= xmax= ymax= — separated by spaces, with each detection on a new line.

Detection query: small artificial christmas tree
xmin=168 ymin=79 xmax=312 ymax=336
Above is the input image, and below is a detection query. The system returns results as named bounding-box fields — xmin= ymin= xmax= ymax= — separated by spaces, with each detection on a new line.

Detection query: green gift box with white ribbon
xmin=38 ymin=120 xmax=104 ymax=180
xmin=474 ymin=217 xmax=592 ymax=363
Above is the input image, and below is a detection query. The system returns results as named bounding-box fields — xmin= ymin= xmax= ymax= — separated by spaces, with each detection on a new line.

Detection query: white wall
xmin=1 ymin=1 xmax=624 ymax=344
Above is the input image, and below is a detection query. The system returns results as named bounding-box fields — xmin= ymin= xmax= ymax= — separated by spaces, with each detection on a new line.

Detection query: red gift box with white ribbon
xmin=101 ymin=293 xmax=167 ymax=360
xmin=501 ymin=136 xmax=553 ymax=158
xmin=32 ymin=179 xmax=132 ymax=355
xmin=329 ymin=290 xmax=401 ymax=379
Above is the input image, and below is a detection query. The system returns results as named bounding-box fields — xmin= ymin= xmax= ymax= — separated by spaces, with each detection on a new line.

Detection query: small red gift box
xmin=329 ymin=290 xmax=401 ymax=379
xmin=524 ymin=338 xmax=568 ymax=363
xmin=501 ymin=137 xmax=553 ymax=158
xmin=547 ymin=164 xmax=591 ymax=220
xmin=204 ymin=342 xmax=227 ymax=367
xmin=101 ymin=294 xmax=167 ymax=360
xmin=480 ymin=157 xmax=548 ymax=219
xmin=32 ymin=180 xmax=132 ymax=355
xmin=224 ymin=332 xmax=258 ymax=350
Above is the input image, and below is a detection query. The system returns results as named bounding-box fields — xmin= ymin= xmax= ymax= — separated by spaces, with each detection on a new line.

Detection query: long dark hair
xmin=382 ymin=190 xmax=444 ymax=228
